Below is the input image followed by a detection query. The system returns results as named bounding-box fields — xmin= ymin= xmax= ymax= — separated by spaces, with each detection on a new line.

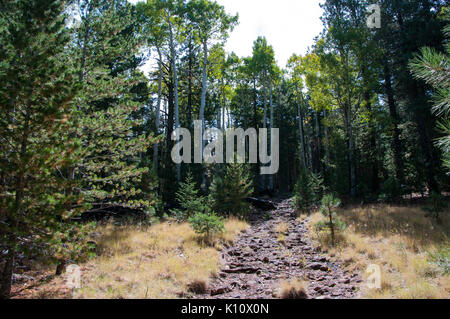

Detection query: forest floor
xmin=10 ymin=197 xmax=449 ymax=299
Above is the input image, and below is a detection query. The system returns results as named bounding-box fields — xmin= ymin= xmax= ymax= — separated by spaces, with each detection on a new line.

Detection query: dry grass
xmin=275 ymin=222 xmax=289 ymax=234
xmin=18 ymin=218 xmax=248 ymax=299
xmin=306 ymin=204 xmax=449 ymax=299
xmin=276 ymin=279 xmax=309 ymax=299
xmin=275 ymin=222 xmax=289 ymax=244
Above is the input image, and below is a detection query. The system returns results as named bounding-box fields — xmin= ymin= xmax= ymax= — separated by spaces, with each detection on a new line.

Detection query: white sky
xmin=129 ymin=0 xmax=324 ymax=70
xmin=216 ymin=0 xmax=324 ymax=67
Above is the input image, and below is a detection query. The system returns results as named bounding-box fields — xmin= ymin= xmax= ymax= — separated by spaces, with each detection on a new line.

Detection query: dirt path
xmin=200 ymin=198 xmax=362 ymax=299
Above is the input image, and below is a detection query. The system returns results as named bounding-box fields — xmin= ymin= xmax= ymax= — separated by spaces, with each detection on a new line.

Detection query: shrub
xmin=188 ymin=212 xmax=225 ymax=240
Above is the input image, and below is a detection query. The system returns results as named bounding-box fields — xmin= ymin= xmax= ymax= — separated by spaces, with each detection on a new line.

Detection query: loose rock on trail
xmin=198 ymin=198 xmax=362 ymax=299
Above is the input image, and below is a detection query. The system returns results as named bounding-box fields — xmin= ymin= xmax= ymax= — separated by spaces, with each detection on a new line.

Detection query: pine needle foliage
xmin=210 ymin=163 xmax=253 ymax=218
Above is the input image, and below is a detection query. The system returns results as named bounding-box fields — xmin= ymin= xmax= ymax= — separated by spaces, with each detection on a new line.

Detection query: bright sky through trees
xmin=129 ymin=0 xmax=324 ymax=68
xmin=215 ymin=0 xmax=324 ymax=66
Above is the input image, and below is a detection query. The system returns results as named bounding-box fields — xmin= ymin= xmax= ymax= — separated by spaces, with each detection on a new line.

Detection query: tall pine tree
xmin=0 ymin=0 xmax=87 ymax=299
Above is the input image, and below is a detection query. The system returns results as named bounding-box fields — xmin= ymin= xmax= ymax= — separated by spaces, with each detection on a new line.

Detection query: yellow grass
xmin=306 ymin=204 xmax=449 ymax=299
xmin=24 ymin=218 xmax=248 ymax=299
xmin=275 ymin=222 xmax=289 ymax=234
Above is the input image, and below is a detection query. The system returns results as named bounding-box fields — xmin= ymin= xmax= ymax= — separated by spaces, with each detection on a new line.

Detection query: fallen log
xmin=246 ymin=197 xmax=276 ymax=211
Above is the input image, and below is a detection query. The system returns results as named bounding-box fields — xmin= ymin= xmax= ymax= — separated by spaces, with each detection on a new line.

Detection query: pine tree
xmin=410 ymin=22 xmax=450 ymax=174
xmin=210 ymin=163 xmax=253 ymax=218
xmin=294 ymin=168 xmax=312 ymax=212
xmin=309 ymin=172 xmax=326 ymax=204
xmin=316 ymin=194 xmax=345 ymax=246
xmin=0 ymin=0 xmax=89 ymax=299
xmin=70 ymin=0 xmax=158 ymax=212
xmin=173 ymin=171 xmax=205 ymax=219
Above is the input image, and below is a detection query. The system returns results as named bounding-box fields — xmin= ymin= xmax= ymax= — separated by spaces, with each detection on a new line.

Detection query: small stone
xmin=307 ymin=262 xmax=325 ymax=270
xmin=210 ymin=286 xmax=230 ymax=296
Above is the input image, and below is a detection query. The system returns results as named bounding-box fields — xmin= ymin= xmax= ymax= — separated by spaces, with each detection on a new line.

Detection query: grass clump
xmin=277 ymin=279 xmax=309 ymax=299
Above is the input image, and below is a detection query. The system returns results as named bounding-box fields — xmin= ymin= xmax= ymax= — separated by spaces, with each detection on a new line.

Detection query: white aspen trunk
xmin=269 ymin=78 xmax=274 ymax=190
xmin=200 ymin=39 xmax=208 ymax=188
xmin=167 ymin=12 xmax=181 ymax=182
xmin=154 ymin=47 xmax=163 ymax=176
xmin=296 ymin=87 xmax=307 ymax=170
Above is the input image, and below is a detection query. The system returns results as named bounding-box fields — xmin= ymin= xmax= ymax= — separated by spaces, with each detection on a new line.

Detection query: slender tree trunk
xmin=313 ymin=110 xmax=321 ymax=174
xmin=269 ymin=78 xmax=274 ymax=190
xmin=218 ymin=81 xmax=222 ymax=130
xmin=296 ymin=89 xmax=307 ymax=169
xmin=187 ymin=37 xmax=193 ymax=129
xmin=346 ymin=109 xmax=357 ymax=198
xmin=154 ymin=48 xmax=163 ymax=176
xmin=0 ymin=245 xmax=14 ymax=299
xmin=411 ymin=84 xmax=440 ymax=193
xmin=324 ymin=110 xmax=330 ymax=169
xmin=384 ymin=62 xmax=404 ymax=184
xmin=199 ymin=39 xmax=208 ymax=188
xmin=366 ymin=91 xmax=380 ymax=194
xmin=253 ymin=77 xmax=258 ymax=130
xmin=1 ymin=113 xmax=30 ymax=298
xmin=167 ymin=18 xmax=180 ymax=182
xmin=261 ymin=72 xmax=268 ymax=190
xmin=165 ymin=77 xmax=175 ymax=197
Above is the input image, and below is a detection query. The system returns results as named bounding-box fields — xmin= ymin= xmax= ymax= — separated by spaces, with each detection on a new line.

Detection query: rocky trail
xmin=199 ymin=198 xmax=362 ymax=299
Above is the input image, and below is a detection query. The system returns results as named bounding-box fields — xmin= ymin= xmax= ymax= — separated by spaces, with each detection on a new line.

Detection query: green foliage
xmin=410 ymin=23 xmax=450 ymax=174
xmin=294 ymin=169 xmax=312 ymax=211
xmin=0 ymin=0 xmax=91 ymax=298
xmin=210 ymin=163 xmax=253 ymax=218
xmin=172 ymin=171 xmax=205 ymax=220
xmin=379 ymin=177 xmax=402 ymax=202
xmin=428 ymin=247 xmax=450 ymax=274
xmin=188 ymin=212 xmax=225 ymax=239
xmin=309 ymin=172 xmax=326 ymax=203
xmin=422 ymin=192 xmax=447 ymax=223
xmin=294 ymin=169 xmax=325 ymax=211
xmin=70 ymin=0 xmax=157 ymax=211
xmin=316 ymin=194 xmax=345 ymax=245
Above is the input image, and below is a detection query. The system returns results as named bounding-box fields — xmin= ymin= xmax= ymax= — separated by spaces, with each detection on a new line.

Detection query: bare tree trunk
xmin=154 ymin=47 xmax=163 ymax=176
xmin=0 ymin=245 xmax=14 ymax=299
xmin=167 ymin=11 xmax=180 ymax=182
xmin=347 ymin=111 xmax=357 ymax=198
xmin=200 ymin=39 xmax=208 ymax=188
xmin=1 ymin=113 xmax=30 ymax=299
xmin=269 ymin=78 xmax=274 ymax=191
xmin=324 ymin=110 xmax=330 ymax=168
xmin=261 ymin=72 xmax=268 ymax=190
xmin=384 ymin=62 xmax=404 ymax=184
xmin=296 ymin=89 xmax=307 ymax=169
xmin=187 ymin=36 xmax=194 ymax=129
